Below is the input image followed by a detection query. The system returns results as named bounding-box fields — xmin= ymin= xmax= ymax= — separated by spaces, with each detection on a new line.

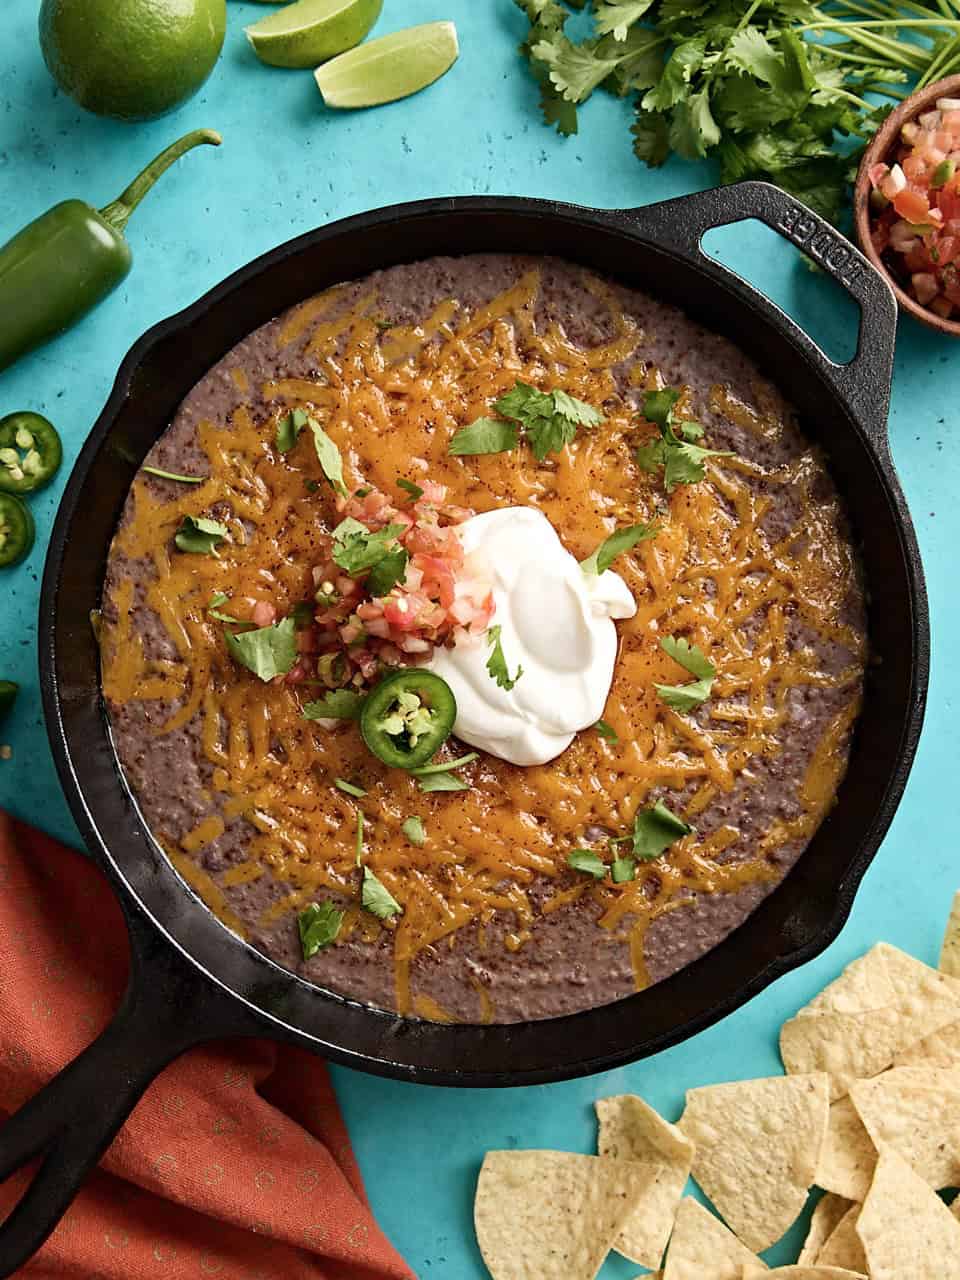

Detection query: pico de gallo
xmin=868 ymin=96 xmax=960 ymax=320
xmin=283 ymin=479 xmax=495 ymax=691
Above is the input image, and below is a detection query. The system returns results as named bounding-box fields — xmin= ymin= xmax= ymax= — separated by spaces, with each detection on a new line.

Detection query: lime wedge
xmin=314 ymin=20 xmax=459 ymax=109
xmin=246 ymin=0 xmax=383 ymax=70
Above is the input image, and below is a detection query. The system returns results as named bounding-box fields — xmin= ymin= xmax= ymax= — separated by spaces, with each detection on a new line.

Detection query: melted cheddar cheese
xmin=100 ymin=263 xmax=865 ymax=1018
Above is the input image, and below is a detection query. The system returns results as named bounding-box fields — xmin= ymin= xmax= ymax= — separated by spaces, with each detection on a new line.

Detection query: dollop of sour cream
xmin=427 ymin=507 xmax=636 ymax=766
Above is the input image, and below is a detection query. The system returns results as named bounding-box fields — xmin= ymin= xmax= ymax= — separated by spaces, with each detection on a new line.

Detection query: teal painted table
xmin=1 ymin=2 xmax=957 ymax=1273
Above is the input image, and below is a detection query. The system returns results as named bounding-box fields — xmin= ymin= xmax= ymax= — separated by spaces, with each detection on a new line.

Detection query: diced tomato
xmin=930 ymin=294 xmax=954 ymax=318
xmin=252 ymin=601 xmax=276 ymax=627
xmin=868 ymin=162 xmax=890 ymax=189
xmin=893 ymin=187 xmax=932 ymax=222
xmin=912 ymin=272 xmax=939 ymax=305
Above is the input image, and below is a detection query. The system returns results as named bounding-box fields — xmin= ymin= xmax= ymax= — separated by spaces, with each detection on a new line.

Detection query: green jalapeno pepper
xmin=0 ymin=493 xmax=35 ymax=567
xmin=0 ymin=129 xmax=221 ymax=373
xmin=0 ymin=681 xmax=17 ymax=722
xmin=0 ymin=412 xmax=62 ymax=494
xmin=360 ymin=668 xmax=457 ymax=769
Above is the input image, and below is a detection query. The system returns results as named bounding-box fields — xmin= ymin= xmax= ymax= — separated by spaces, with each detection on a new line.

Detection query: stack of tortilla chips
xmin=474 ymin=891 xmax=960 ymax=1279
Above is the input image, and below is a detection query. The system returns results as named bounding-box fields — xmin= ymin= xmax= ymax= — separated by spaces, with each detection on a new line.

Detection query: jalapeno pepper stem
xmin=99 ymin=129 xmax=222 ymax=235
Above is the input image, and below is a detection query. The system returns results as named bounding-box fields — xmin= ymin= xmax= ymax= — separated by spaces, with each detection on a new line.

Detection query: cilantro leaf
xmin=276 ymin=407 xmax=308 ymax=454
xmin=669 ymin=89 xmax=720 ymax=161
xmin=631 ymin=801 xmax=693 ymax=861
xmin=298 ymin=901 xmax=343 ymax=958
xmin=409 ymin=752 xmax=479 ymax=777
xmin=361 ymin=866 xmax=403 ymax=919
xmin=225 ymin=616 xmax=297 ymax=681
xmin=567 ymin=849 xmax=607 ymax=879
xmin=642 ymin=38 xmax=706 ymax=112
xmin=310 ymin=420 xmax=349 ymax=499
xmin=335 ymin=778 xmax=366 ymax=797
xmin=486 ymin=625 xmax=523 ymax=691
xmin=541 ymin=85 xmax=579 ymax=135
xmin=402 ymin=815 xmax=427 ymax=845
xmin=593 ymin=0 xmax=656 ymax=40
xmin=331 ymin=518 xmax=406 ymax=575
xmin=581 ymin=523 xmax=658 ymax=575
xmin=533 ymin=35 xmax=624 ymax=104
xmin=449 ymin=418 xmax=519 ymax=456
xmin=551 ymin=389 xmax=604 ymax=428
xmin=660 ymin=635 xmax=714 ymax=680
xmin=632 ymin=109 xmax=671 ymax=166
xmin=397 ymin=477 xmax=424 ymax=501
xmin=302 ymin=689 xmax=366 ymax=721
xmin=366 ymin=546 xmax=409 ymax=598
xmin=655 ymin=635 xmax=716 ymax=712
xmin=416 ymin=772 xmax=469 ymax=793
xmin=208 ymin=592 xmax=242 ymax=624
xmin=727 ymin=26 xmax=786 ymax=88
xmin=611 ymin=855 xmax=636 ymax=883
xmin=175 ymin=515 xmax=228 ymax=557
xmin=638 ymin=387 xmax=732 ymax=492
xmin=142 ymin=466 xmax=205 ymax=484
xmin=594 ymin=719 xmax=618 ymax=742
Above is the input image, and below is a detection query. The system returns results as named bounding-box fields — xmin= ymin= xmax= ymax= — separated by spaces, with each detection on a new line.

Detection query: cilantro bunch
xmin=516 ymin=0 xmax=960 ymax=223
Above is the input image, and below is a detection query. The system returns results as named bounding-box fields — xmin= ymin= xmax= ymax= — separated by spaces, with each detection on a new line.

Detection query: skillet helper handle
xmin=0 ymin=909 xmax=257 ymax=1279
xmin=617 ymin=180 xmax=898 ymax=444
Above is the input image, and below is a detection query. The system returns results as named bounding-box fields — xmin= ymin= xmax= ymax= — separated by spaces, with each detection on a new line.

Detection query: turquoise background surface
xmin=1 ymin=1 xmax=958 ymax=1274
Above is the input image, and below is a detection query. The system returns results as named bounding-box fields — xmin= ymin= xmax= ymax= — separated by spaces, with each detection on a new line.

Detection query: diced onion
xmin=936 ymin=98 xmax=960 ymax=112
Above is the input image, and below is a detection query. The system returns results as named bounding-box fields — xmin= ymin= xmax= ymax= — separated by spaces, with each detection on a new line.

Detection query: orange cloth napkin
xmin=0 ymin=812 xmax=416 ymax=1280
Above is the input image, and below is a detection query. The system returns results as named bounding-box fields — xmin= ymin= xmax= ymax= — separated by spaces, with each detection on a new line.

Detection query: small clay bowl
xmin=855 ymin=74 xmax=960 ymax=337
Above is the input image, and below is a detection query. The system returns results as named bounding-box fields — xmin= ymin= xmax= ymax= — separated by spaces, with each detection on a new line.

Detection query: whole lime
xmin=39 ymin=0 xmax=227 ymax=122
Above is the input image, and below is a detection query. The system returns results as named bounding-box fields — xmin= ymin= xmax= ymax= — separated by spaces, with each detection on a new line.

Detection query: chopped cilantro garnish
xmin=485 ymin=625 xmax=523 ymax=691
xmin=331 ymin=518 xmax=406 ymax=576
xmin=416 ymin=772 xmax=470 ymax=793
xmin=365 ymin=545 xmax=409 ymax=597
xmin=224 ymin=616 xmax=296 ymax=682
xmin=637 ymin=388 xmax=733 ymax=493
xmin=335 ymin=778 xmax=367 ymax=798
xmin=208 ymin=592 xmax=242 ymax=624
xmin=611 ymin=855 xmax=636 ymax=884
xmin=594 ymin=719 xmax=618 ymax=743
xmin=298 ymin=901 xmax=344 ymax=959
xmin=450 ymin=381 xmax=603 ymax=462
xmin=580 ymin=522 xmax=659 ymax=575
xmin=362 ymin=866 xmax=402 ymax=919
xmin=275 ymin=407 xmax=308 ymax=454
xmin=630 ymin=800 xmax=693 ymax=861
xmin=310 ymin=419 xmax=349 ymax=499
xmin=175 ymin=515 xmax=229 ymax=557
xmin=355 ymin=809 xmax=365 ymax=865
xmin=397 ymin=477 xmax=425 ymax=501
xmin=655 ymin=635 xmax=717 ymax=712
xmin=567 ymin=849 xmax=607 ymax=879
xmin=302 ymin=689 xmax=366 ymax=721
xmin=402 ymin=815 xmax=427 ymax=845
xmin=142 ymin=466 xmax=205 ymax=484
xmin=291 ymin=601 xmax=315 ymax=630
xmin=410 ymin=752 xmax=478 ymax=777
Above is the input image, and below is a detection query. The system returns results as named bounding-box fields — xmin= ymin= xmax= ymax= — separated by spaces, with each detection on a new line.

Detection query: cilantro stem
xmin=798 ymin=18 xmax=960 ymax=29
xmin=810 ymin=41 xmax=927 ymax=72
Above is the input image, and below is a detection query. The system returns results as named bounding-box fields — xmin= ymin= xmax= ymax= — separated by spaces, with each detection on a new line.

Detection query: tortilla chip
xmin=894 ymin=1017 xmax=960 ymax=1066
xmin=874 ymin=941 xmax=960 ymax=1044
xmin=940 ymin=891 xmax=960 ymax=978
xmin=596 ymin=1094 xmax=695 ymax=1268
xmin=781 ymin=943 xmax=960 ymax=1099
xmin=849 ymin=1065 xmax=960 ymax=1188
xmin=856 ymin=1149 xmax=960 ymax=1278
xmin=747 ymin=1269 xmax=867 ymax=1278
xmin=804 ymin=950 xmax=896 ymax=1015
xmin=816 ymin=1204 xmax=867 ymax=1272
xmin=814 ymin=1097 xmax=877 ymax=1201
xmin=662 ymin=1198 xmax=767 ymax=1279
xmin=678 ymin=1073 xmax=829 ymax=1252
xmin=474 ymin=1150 xmax=657 ymax=1280
xmin=797 ymin=1194 xmax=852 ymax=1264
xmin=780 ymin=1004 xmax=902 ymax=1101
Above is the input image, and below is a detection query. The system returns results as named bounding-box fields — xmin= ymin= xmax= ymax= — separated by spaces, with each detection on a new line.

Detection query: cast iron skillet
xmin=0 ymin=182 xmax=928 ymax=1275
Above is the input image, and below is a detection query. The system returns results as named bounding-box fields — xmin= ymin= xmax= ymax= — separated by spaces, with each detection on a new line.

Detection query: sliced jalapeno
xmin=0 ymin=413 xmax=62 ymax=494
xmin=0 ymin=493 xmax=35 ymax=567
xmin=360 ymin=669 xmax=457 ymax=770
xmin=0 ymin=681 xmax=17 ymax=722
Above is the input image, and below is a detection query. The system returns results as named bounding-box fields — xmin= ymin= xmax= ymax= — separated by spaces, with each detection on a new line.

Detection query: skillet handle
xmin=614 ymin=180 xmax=898 ymax=445
xmin=0 ymin=907 xmax=260 ymax=1278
